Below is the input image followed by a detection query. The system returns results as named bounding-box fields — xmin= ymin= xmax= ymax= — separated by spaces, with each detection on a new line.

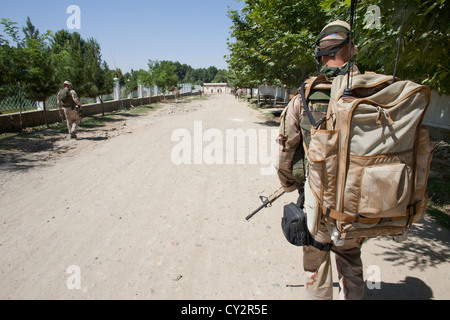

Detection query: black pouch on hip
xmin=281 ymin=203 xmax=310 ymax=247
xmin=282 ymin=202 xmax=333 ymax=251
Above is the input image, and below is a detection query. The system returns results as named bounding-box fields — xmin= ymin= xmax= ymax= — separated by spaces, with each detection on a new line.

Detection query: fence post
xmin=114 ymin=78 xmax=120 ymax=101
xmin=138 ymin=80 xmax=143 ymax=99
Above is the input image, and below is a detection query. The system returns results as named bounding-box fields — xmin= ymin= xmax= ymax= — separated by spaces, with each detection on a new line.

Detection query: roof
xmin=203 ymin=83 xmax=230 ymax=86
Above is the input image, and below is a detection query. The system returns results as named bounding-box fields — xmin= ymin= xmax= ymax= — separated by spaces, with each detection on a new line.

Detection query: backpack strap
xmin=300 ymin=82 xmax=319 ymax=129
xmin=308 ymin=233 xmax=333 ymax=251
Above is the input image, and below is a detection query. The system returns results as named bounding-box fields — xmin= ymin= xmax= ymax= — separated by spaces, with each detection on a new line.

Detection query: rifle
xmin=246 ymin=187 xmax=285 ymax=221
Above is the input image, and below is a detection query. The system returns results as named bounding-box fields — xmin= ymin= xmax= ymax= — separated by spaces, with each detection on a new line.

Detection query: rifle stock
xmin=246 ymin=187 xmax=285 ymax=221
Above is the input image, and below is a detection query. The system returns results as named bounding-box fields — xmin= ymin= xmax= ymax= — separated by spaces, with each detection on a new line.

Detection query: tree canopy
xmin=1 ymin=16 xmax=229 ymax=109
xmin=0 ymin=18 xmax=114 ymax=104
xmin=51 ymin=30 xmax=114 ymax=98
xmin=227 ymin=0 xmax=327 ymax=89
xmin=227 ymin=0 xmax=449 ymax=95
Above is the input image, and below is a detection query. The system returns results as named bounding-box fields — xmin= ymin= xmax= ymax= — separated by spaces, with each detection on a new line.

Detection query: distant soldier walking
xmin=57 ymin=81 xmax=83 ymax=139
xmin=173 ymin=87 xmax=180 ymax=104
xmin=235 ymin=88 xmax=243 ymax=101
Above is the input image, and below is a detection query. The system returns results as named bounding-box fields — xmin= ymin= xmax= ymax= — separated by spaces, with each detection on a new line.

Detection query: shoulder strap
xmin=300 ymin=82 xmax=318 ymax=128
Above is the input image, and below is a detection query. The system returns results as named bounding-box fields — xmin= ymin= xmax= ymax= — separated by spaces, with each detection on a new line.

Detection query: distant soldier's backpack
xmin=303 ymin=73 xmax=435 ymax=241
xmin=58 ymin=88 xmax=74 ymax=108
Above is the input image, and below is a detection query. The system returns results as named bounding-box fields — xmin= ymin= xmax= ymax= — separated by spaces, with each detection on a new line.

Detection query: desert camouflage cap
xmin=319 ymin=20 xmax=351 ymax=43
xmin=317 ymin=20 xmax=352 ymax=51
xmin=315 ymin=20 xmax=352 ymax=62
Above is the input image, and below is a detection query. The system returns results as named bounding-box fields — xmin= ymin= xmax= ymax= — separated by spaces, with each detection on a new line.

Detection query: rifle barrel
xmin=246 ymin=201 xmax=270 ymax=221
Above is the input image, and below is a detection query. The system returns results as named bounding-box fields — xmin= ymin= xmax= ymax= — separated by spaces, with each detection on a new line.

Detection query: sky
xmin=1 ymin=0 xmax=245 ymax=73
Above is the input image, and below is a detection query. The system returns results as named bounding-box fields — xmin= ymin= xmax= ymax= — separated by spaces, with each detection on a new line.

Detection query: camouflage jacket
xmin=57 ymin=88 xmax=82 ymax=110
xmin=276 ymin=64 xmax=359 ymax=192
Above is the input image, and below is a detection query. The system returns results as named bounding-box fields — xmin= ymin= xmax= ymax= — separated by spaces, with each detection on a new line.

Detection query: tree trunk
xmin=257 ymin=88 xmax=260 ymax=107
xmin=18 ymin=88 xmax=24 ymax=131
xmin=274 ymin=87 xmax=277 ymax=108
xmin=43 ymin=99 xmax=49 ymax=128
xmin=100 ymin=95 xmax=105 ymax=116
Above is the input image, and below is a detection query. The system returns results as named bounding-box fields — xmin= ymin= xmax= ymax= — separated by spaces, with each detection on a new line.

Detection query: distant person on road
xmin=57 ymin=81 xmax=83 ymax=139
xmin=173 ymin=87 xmax=180 ymax=104
xmin=236 ymin=88 xmax=243 ymax=101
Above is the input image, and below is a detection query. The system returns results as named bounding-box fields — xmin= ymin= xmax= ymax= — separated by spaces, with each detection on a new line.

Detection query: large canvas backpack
xmin=303 ymin=73 xmax=435 ymax=240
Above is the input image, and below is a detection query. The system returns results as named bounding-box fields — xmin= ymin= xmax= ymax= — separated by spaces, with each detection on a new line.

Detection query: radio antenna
xmin=393 ymin=2 xmax=408 ymax=83
xmin=343 ymin=0 xmax=357 ymax=97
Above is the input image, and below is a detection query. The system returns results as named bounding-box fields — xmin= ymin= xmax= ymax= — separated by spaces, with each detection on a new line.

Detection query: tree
xmin=22 ymin=30 xmax=59 ymax=127
xmin=227 ymin=0 xmax=327 ymax=89
xmin=146 ymin=60 xmax=179 ymax=100
xmin=82 ymin=38 xmax=104 ymax=98
xmin=182 ymin=66 xmax=226 ymax=85
xmin=321 ymin=0 xmax=449 ymax=95
xmin=0 ymin=19 xmax=28 ymax=101
xmin=206 ymin=66 xmax=219 ymax=82
xmin=94 ymin=61 xmax=114 ymax=115
xmin=51 ymin=31 xmax=110 ymax=98
xmin=173 ymin=61 xmax=193 ymax=83
xmin=123 ymin=69 xmax=147 ymax=98
xmin=1 ymin=17 xmax=112 ymax=124
xmin=65 ymin=33 xmax=92 ymax=97
xmin=213 ymin=69 xmax=229 ymax=83
xmin=22 ymin=16 xmax=39 ymax=40
xmin=227 ymin=0 xmax=449 ymax=95
xmin=0 ymin=18 xmax=59 ymax=127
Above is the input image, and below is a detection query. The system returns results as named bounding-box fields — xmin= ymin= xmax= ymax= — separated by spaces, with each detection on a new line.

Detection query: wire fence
xmin=0 ymin=84 xmax=201 ymax=114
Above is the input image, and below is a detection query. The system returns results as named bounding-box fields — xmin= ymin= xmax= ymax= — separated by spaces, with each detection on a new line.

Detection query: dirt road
xmin=0 ymin=94 xmax=449 ymax=300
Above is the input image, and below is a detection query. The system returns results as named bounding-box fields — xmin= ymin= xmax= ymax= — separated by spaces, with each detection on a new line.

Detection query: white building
xmin=202 ymin=83 xmax=230 ymax=94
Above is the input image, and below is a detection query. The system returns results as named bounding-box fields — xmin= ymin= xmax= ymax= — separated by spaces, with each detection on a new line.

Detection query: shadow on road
xmin=364 ymin=277 xmax=433 ymax=300
xmin=373 ymin=217 xmax=450 ymax=272
xmin=0 ymin=132 xmax=65 ymax=172
xmin=254 ymin=120 xmax=280 ymax=127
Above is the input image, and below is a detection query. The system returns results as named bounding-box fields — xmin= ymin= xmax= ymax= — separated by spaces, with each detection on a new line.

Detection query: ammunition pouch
xmin=282 ymin=202 xmax=332 ymax=251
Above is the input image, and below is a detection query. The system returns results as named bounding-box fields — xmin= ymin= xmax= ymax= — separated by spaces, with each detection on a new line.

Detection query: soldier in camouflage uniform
xmin=57 ymin=81 xmax=83 ymax=139
xmin=276 ymin=20 xmax=365 ymax=300
xmin=173 ymin=87 xmax=180 ymax=103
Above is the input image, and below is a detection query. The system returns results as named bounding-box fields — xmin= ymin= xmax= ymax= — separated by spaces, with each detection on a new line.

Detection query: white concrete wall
xmin=423 ymin=91 xmax=450 ymax=130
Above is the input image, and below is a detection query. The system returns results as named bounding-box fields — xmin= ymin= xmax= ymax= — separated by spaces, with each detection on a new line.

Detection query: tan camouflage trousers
xmin=63 ymin=107 xmax=80 ymax=138
xmin=303 ymin=222 xmax=365 ymax=300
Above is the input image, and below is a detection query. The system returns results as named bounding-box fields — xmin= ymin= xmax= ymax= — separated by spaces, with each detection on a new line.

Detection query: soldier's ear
xmin=350 ymin=44 xmax=357 ymax=59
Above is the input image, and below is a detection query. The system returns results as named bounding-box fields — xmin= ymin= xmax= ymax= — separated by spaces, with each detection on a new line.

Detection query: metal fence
xmin=0 ymin=94 xmax=56 ymax=113
xmin=0 ymin=83 xmax=201 ymax=114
